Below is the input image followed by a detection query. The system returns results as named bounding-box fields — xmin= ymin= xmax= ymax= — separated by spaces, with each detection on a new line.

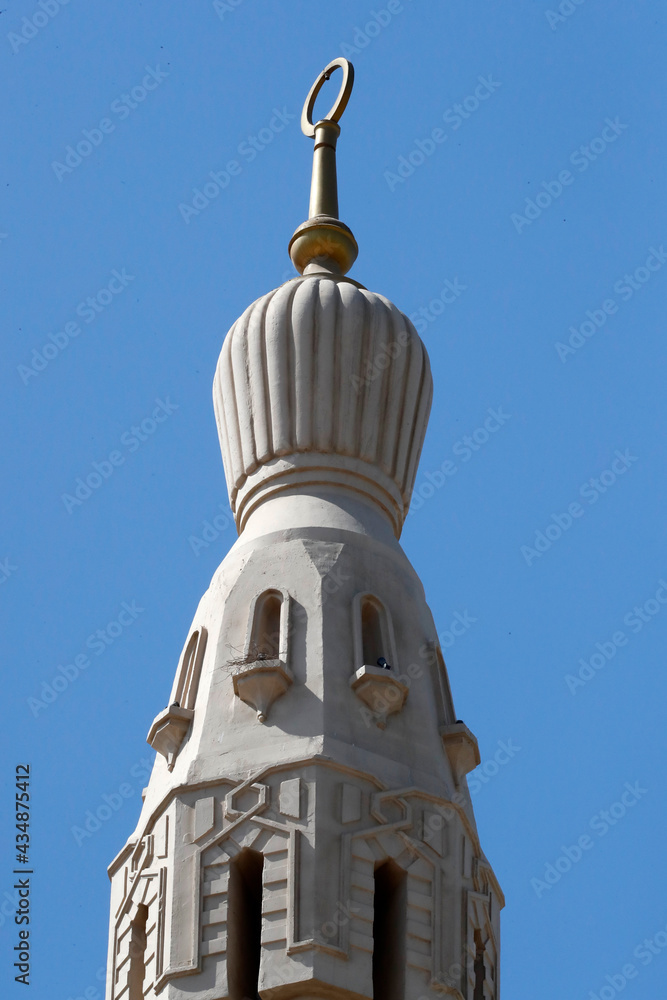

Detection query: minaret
xmin=105 ymin=58 xmax=503 ymax=1000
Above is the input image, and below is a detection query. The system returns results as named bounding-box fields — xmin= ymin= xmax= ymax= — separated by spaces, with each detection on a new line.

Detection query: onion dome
xmin=212 ymin=59 xmax=433 ymax=537
xmin=213 ymin=276 xmax=432 ymax=536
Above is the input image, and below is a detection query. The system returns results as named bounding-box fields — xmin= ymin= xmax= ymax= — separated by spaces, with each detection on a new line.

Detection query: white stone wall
xmin=105 ymin=271 xmax=502 ymax=1000
xmin=107 ymin=764 xmax=501 ymax=1000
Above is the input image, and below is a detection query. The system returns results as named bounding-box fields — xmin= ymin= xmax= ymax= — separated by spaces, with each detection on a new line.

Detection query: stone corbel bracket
xmin=440 ymin=721 xmax=480 ymax=785
xmin=147 ymin=706 xmax=194 ymax=770
xmin=349 ymin=664 xmax=408 ymax=729
xmin=232 ymin=658 xmax=293 ymax=723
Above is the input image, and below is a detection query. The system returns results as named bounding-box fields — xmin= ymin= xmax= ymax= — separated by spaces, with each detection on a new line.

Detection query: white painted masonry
xmin=105 ymin=275 xmax=502 ymax=999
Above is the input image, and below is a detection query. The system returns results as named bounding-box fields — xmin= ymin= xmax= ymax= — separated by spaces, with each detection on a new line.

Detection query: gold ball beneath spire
xmin=290 ymin=59 xmax=358 ymax=277
xmin=288 ymin=216 xmax=358 ymax=275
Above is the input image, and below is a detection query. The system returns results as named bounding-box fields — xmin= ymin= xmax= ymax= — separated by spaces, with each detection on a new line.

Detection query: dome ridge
xmin=213 ymin=274 xmax=432 ymax=537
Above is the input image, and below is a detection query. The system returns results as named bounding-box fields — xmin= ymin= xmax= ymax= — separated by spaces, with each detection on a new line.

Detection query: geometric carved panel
xmin=110 ymin=817 xmax=169 ymax=1000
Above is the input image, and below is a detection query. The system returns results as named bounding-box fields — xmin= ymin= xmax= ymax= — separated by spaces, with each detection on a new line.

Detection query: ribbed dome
xmin=213 ymin=275 xmax=432 ymax=536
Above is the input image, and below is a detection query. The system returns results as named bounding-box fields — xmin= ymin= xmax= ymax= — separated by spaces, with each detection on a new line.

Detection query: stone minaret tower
xmin=105 ymin=58 xmax=503 ymax=1000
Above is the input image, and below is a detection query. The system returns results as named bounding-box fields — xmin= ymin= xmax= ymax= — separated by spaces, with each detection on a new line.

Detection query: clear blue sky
xmin=1 ymin=2 xmax=665 ymax=998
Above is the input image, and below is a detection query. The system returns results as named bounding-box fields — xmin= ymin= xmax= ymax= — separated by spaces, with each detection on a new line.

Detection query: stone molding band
xmin=231 ymin=451 xmax=407 ymax=536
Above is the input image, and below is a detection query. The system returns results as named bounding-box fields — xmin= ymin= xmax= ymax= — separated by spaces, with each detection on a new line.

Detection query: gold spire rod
xmin=288 ymin=58 xmax=359 ymax=277
xmin=302 ymin=57 xmax=354 ymax=218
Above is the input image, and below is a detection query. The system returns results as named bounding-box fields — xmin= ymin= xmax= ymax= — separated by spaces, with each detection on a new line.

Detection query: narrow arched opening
xmin=361 ymin=598 xmax=385 ymax=666
xmin=473 ymin=928 xmax=487 ymax=1000
xmin=436 ymin=646 xmax=456 ymax=723
xmin=128 ymin=903 xmax=148 ymax=1000
xmin=252 ymin=592 xmax=282 ymax=660
xmin=372 ymin=859 xmax=406 ymax=1000
xmin=227 ymin=848 xmax=264 ymax=1000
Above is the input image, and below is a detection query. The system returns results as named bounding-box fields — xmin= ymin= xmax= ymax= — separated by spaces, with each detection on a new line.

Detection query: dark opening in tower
xmin=372 ymin=859 xmax=406 ymax=1000
xmin=252 ymin=592 xmax=282 ymax=659
xmin=473 ymin=928 xmax=487 ymax=1000
xmin=361 ymin=598 xmax=385 ymax=666
xmin=128 ymin=903 xmax=148 ymax=1000
xmin=227 ymin=848 xmax=264 ymax=1000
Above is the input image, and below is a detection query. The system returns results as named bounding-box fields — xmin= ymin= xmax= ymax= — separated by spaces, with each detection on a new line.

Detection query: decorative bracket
xmin=147 ymin=706 xmax=194 ymax=770
xmin=349 ymin=664 xmax=408 ymax=728
xmin=440 ymin=721 xmax=480 ymax=785
xmin=232 ymin=658 xmax=293 ymax=723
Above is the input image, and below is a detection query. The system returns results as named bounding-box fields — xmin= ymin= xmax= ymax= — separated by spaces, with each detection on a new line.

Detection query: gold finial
xmin=288 ymin=58 xmax=359 ymax=277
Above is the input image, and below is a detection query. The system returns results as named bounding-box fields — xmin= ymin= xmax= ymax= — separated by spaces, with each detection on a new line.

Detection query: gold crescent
xmin=301 ymin=58 xmax=355 ymax=138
